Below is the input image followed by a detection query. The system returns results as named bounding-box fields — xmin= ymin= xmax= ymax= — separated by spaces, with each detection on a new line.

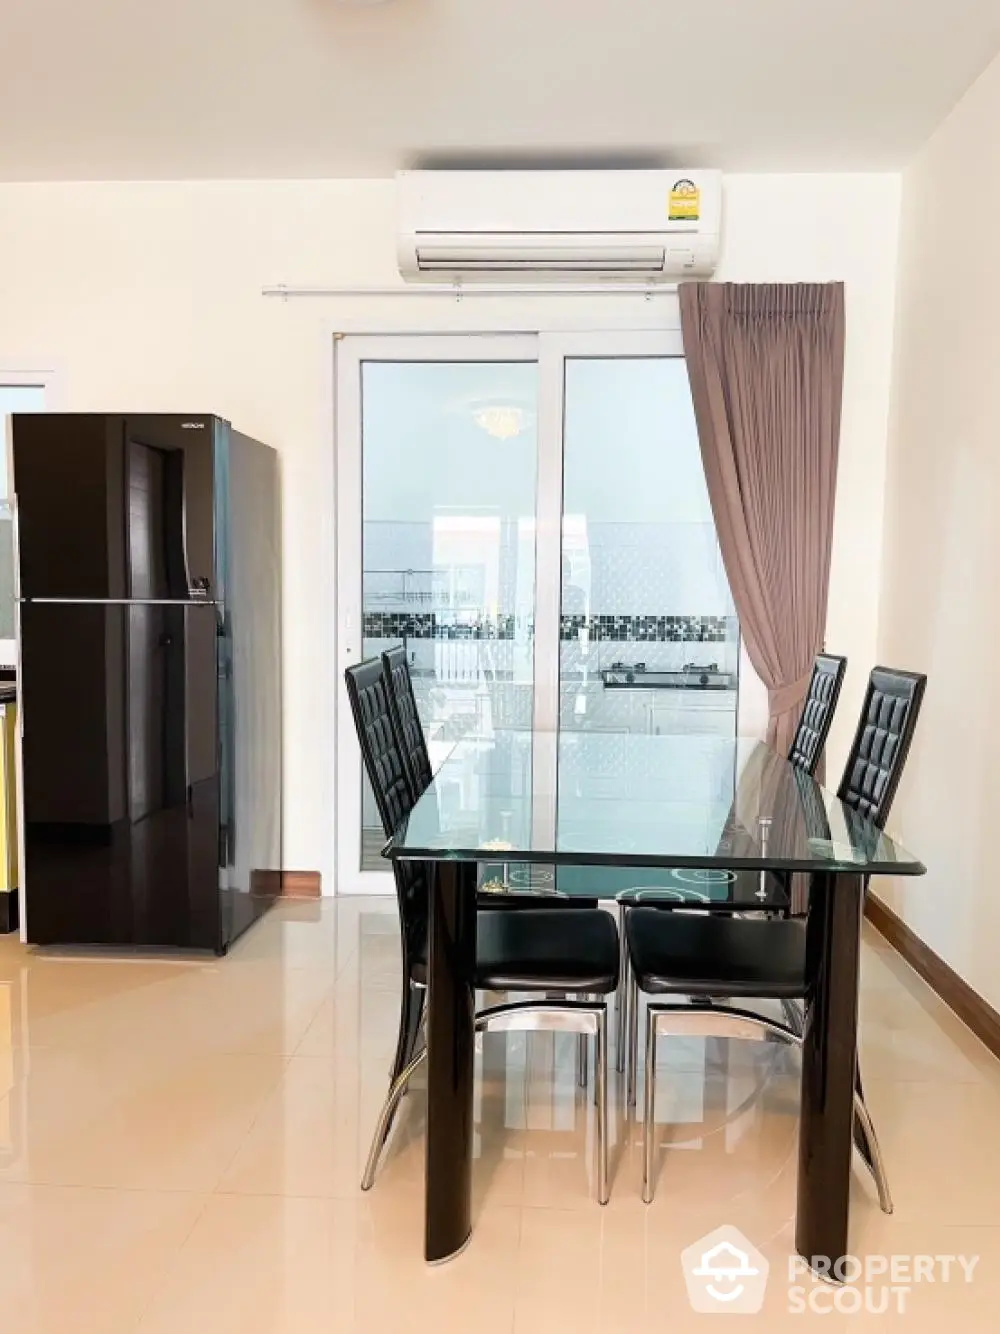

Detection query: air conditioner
xmin=396 ymin=169 xmax=721 ymax=283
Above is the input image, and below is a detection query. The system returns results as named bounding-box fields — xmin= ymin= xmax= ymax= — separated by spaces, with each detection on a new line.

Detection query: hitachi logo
xmin=181 ymin=421 xmax=206 ymax=429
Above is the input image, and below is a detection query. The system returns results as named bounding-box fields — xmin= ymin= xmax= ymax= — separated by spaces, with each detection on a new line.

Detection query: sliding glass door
xmin=335 ymin=331 xmax=737 ymax=893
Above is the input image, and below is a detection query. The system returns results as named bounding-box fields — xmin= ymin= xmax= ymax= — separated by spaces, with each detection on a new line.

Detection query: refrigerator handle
xmin=12 ymin=495 xmax=22 ymax=742
xmin=186 ymin=785 xmax=194 ymax=819
xmin=10 ymin=494 xmax=20 ymax=604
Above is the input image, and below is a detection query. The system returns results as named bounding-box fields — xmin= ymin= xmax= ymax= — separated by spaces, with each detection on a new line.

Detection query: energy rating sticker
xmin=669 ymin=178 xmax=700 ymax=221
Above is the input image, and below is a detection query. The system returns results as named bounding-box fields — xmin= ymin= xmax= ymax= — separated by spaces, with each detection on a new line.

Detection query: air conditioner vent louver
xmin=416 ymin=244 xmax=669 ymax=275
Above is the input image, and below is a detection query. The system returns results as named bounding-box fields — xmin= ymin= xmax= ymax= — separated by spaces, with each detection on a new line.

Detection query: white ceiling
xmin=1 ymin=0 xmax=999 ymax=181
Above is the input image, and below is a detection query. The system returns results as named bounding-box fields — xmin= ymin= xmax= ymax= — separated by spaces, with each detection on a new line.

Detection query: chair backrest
xmin=788 ymin=653 xmax=847 ymax=776
xmin=344 ymin=656 xmax=414 ymax=837
xmin=344 ymin=656 xmax=427 ymax=963
xmin=837 ymin=666 xmax=927 ymax=828
xmin=382 ymin=645 xmax=433 ymax=802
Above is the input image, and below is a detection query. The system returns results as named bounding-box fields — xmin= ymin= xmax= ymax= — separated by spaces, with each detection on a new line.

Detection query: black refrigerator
xmin=11 ymin=414 xmax=281 ymax=952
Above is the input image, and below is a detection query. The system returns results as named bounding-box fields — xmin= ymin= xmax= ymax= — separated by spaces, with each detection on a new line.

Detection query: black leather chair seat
xmin=477 ymin=909 xmax=620 ymax=993
xmin=626 ymin=909 xmax=806 ymax=999
xmin=408 ymin=908 xmax=619 ymax=993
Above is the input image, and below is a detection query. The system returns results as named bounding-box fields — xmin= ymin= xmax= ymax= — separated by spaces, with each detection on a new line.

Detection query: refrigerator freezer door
xmin=13 ymin=414 xmax=217 ymax=602
xmin=19 ymin=601 xmax=222 ymax=948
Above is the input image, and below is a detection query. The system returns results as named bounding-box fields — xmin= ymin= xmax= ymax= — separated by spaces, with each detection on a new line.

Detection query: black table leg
xmin=425 ymin=859 xmax=478 ymax=1263
xmin=796 ymin=871 xmax=863 ymax=1272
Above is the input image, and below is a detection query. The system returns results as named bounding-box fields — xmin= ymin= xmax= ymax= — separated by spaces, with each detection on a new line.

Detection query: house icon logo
xmin=681 ymin=1225 xmax=769 ymax=1314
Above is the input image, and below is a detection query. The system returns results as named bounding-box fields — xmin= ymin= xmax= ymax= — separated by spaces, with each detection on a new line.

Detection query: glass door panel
xmin=337 ymin=339 xmax=539 ymax=889
xmin=558 ymin=356 xmax=739 ymax=741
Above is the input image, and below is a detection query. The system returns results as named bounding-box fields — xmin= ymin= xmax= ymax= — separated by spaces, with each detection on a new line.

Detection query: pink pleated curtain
xmin=679 ymin=282 xmax=846 ymax=756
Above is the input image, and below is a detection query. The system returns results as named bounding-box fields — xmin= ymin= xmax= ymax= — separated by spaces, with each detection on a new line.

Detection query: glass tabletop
xmin=387 ymin=731 xmax=924 ymax=880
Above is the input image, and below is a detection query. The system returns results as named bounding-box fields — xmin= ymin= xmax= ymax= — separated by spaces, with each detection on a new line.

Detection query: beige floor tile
xmin=139 ymin=1192 xmax=521 ymax=1334
xmin=137 ymin=1193 xmax=360 ymax=1334
xmin=334 ymin=929 xmax=411 ymax=993
xmin=0 ymin=1046 xmax=287 ymax=1191
xmin=353 ymin=1192 xmax=521 ymax=1332
xmin=860 ymin=1078 xmax=1000 ymax=1225
xmin=15 ymin=960 xmax=333 ymax=1057
xmin=513 ymin=1205 xmax=650 ymax=1333
xmin=3 ymin=955 xmax=209 ymax=1041
xmin=0 ymin=1182 xmax=207 ymax=1334
xmin=219 ymin=1054 xmax=405 ymax=1200
xmin=292 ymin=975 xmax=403 ymax=1061
xmin=221 ymin=1042 xmax=528 ymax=1213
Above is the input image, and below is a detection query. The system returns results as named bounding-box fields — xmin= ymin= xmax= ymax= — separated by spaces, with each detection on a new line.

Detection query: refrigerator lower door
xmin=18 ymin=601 xmax=222 ymax=948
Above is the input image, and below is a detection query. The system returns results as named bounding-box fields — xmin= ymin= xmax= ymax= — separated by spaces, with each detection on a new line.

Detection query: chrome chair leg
xmin=389 ymin=978 xmax=423 ymax=1084
xmin=854 ymin=1091 xmax=893 ymax=1214
xmin=400 ymin=981 xmax=426 ymax=1094
xmin=361 ymin=1045 xmax=427 ymax=1191
xmin=615 ymin=905 xmax=626 ymax=1014
xmin=642 ymin=1007 xmax=658 ymax=1203
xmin=616 ymin=972 xmax=628 ymax=1075
xmin=627 ymin=971 xmax=640 ymax=1106
xmin=616 ymin=909 xmax=630 ymax=1074
xmin=578 ymin=1025 xmax=589 ymax=1088
xmin=595 ymin=1008 xmax=609 ymax=1204
xmin=780 ymin=997 xmax=804 ymax=1038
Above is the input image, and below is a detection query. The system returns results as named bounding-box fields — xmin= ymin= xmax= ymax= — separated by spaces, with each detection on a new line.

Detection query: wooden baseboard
xmin=279 ymin=871 xmax=322 ymax=899
xmin=865 ymin=894 xmax=1000 ymax=1061
xmin=251 ymin=870 xmax=322 ymax=899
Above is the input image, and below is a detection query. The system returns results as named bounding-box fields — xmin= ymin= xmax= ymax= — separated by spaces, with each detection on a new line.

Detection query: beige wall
xmin=0 ymin=173 xmax=900 ymax=884
xmin=876 ymin=51 xmax=1000 ymax=1005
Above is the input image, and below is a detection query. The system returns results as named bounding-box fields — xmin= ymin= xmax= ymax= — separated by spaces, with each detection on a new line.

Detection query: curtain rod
xmin=261 ymin=282 xmax=678 ymax=301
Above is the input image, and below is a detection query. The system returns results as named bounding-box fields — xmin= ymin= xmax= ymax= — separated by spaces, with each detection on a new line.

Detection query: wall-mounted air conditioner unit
xmin=396 ymin=169 xmax=722 ymax=283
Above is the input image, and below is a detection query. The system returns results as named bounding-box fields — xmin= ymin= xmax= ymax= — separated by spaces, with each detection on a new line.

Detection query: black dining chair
xmin=616 ymin=651 xmax=848 ymax=1074
xmin=625 ymin=664 xmax=926 ymax=1208
xmin=382 ymin=644 xmax=603 ymax=1082
xmin=345 ymin=656 xmax=621 ymax=1204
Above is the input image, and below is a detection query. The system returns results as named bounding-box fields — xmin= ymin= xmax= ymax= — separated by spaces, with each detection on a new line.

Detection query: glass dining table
xmin=385 ymin=730 xmax=925 ymax=1268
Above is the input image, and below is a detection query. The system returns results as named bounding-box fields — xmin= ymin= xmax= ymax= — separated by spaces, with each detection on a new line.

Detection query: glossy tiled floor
xmin=1 ymin=898 xmax=999 ymax=1330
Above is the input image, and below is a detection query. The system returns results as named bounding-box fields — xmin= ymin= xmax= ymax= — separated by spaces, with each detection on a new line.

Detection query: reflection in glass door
xmin=337 ymin=338 xmax=539 ymax=889
xmin=558 ymin=353 xmax=739 ymax=740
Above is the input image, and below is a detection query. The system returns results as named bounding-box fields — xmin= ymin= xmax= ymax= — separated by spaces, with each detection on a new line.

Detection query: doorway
xmin=335 ymin=332 xmax=738 ymax=894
